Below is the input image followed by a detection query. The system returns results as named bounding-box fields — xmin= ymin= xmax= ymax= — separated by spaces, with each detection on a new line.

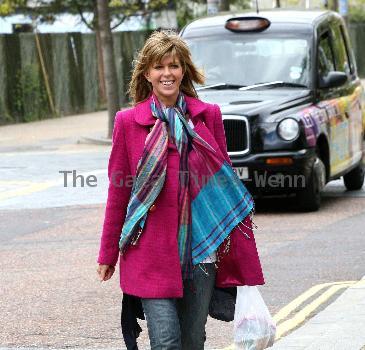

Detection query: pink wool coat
xmin=97 ymin=94 xmax=264 ymax=298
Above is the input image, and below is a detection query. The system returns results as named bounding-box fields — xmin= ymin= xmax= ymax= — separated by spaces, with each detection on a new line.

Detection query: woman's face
xmin=144 ymin=54 xmax=184 ymax=106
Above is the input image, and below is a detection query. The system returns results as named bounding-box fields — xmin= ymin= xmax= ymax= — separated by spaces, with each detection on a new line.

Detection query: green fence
xmin=0 ymin=26 xmax=364 ymax=125
xmin=0 ymin=31 xmax=151 ymax=124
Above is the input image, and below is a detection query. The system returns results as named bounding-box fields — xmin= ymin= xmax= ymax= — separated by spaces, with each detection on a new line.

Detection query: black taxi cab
xmin=181 ymin=10 xmax=365 ymax=211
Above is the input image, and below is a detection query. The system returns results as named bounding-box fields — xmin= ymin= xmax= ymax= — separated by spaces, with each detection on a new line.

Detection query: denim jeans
xmin=141 ymin=263 xmax=216 ymax=350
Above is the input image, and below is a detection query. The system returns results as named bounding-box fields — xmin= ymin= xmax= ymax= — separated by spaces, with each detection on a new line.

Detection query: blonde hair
xmin=128 ymin=30 xmax=205 ymax=104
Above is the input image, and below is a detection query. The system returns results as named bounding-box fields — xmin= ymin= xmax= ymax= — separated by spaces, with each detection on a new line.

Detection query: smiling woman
xmin=127 ymin=30 xmax=205 ymax=105
xmin=144 ymin=55 xmax=184 ymax=107
xmin=97 ymin=30 xmax=264 ymax=350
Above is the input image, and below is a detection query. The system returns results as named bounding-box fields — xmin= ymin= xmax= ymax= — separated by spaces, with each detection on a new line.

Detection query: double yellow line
xmin=274 ymin=280 xmax=360 ymax=339
xmin=222 ymin=280 xmax=362 ymax=350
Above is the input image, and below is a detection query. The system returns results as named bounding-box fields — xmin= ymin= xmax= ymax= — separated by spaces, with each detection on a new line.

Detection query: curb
xmin=77 ymin=136 xmax=112 ymax=146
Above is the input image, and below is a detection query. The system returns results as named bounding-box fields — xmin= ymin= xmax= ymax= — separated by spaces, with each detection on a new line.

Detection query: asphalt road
xmin=0 ymin=143 xmax=364 ymax=349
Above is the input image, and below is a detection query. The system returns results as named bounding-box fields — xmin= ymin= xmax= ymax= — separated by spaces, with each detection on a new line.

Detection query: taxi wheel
xmin=298 ymin=157 xmax=326 ymax=212
xmin=343 ymin=163 xmax=364 ymax=191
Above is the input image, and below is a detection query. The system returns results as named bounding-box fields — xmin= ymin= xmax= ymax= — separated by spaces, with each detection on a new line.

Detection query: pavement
xmin=1 ymin=108 xmax=365 ymax=350
xmin=0 ymin=110 xmax=111 ymax=152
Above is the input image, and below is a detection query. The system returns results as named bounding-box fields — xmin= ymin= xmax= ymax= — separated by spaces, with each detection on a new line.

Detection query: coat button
xmin=149 ymin=204 xmax=156 ymax=212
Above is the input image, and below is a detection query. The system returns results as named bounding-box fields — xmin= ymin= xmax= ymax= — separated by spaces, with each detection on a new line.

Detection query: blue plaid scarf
xmin=119 ymin=92 xmax=253 ymax=279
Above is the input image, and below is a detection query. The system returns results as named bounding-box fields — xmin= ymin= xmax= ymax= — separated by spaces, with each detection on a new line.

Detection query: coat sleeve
xmin=97 ymin=111 xmax=132 ymax=266
xmin=213 ymin=104 xmax=232 ymax=166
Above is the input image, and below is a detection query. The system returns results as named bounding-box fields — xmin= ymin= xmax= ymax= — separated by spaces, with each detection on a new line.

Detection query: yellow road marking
xmin=0 ymin=180 xmax=35 ymax=185
xmin=222 ymin=346 xmax=234 ymax=350
xmin=0 ymin=169 xmax=107 ymax=202
xmin=0 ymin=181 xmax=55 ymax=201
xmin=275 ymin=283 xmax=353 ymax=339
xmin=352 ymin=279 xmax=365 ymax=288
xmin=273 ymin=280 xmax=356 ymax=324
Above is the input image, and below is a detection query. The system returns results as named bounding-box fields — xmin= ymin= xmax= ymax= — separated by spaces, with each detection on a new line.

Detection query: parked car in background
xmin=181 ymin=10 xmax=365 ymax=211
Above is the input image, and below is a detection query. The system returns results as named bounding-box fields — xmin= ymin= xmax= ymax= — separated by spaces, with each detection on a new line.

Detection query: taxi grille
xmin=222 ymin=116 xmax=250 ymax=155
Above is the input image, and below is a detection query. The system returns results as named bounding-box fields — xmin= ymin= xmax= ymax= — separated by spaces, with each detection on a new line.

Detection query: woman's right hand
xmin=97 ymin=264 xmax=115 ymax=282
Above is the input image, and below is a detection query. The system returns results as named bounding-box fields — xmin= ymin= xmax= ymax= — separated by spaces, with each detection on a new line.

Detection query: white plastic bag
xmin=233 ymin=286 xmax=276 ymax=350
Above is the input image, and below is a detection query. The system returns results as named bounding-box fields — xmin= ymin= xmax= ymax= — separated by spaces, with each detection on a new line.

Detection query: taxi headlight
xmin=277 ymin=118 xmax=300 ymax=141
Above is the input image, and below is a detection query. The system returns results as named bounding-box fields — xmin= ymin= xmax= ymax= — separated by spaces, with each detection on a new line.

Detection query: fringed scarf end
xmin=119 ymin=226 xmax=143 ymax=255
xmin=216 ymin=208 xmax=256 ymax=263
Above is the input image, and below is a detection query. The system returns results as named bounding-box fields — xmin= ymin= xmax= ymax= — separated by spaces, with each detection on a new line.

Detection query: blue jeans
xmin=141 ymin=263 xmax=216 ymax=350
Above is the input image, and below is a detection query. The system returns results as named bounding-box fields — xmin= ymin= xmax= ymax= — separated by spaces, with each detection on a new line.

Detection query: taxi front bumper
xmin=230 ymin=148 xmax=317 ymax=196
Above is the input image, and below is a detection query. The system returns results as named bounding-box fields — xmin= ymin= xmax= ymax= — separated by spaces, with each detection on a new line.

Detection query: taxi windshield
xmin=186 ymin=33 xmax=311 ymax=88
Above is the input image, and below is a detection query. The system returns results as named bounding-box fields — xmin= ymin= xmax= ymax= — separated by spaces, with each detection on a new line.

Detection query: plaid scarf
xmin=119 ymin=93 xmax=253 ymax=279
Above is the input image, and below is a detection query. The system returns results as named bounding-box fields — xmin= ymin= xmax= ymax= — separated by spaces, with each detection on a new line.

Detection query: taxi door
xmin=316 ymin=22 xmax=361 ymax=178
xmin=330 ymin=23 xmax=363 ymax=171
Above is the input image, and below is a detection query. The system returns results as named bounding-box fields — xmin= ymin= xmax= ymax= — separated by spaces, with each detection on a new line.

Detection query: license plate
xmin=233 ymin=166 xmax=249 ymax=180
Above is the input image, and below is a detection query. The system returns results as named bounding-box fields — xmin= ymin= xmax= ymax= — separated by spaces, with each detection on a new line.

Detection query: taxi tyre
xmin=297 ymin=156 xmax=326 ymax=212
xmin=343 ymin=163 xmax=365 ymax=191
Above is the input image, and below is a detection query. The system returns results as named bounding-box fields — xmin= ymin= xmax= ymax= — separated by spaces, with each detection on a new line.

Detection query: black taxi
xmin=181 ymin=10 xmax=365 ymax=211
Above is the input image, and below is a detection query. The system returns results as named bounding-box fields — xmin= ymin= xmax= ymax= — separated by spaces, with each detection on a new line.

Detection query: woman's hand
xmin=97 ymin=264 xmax=115 ymax=282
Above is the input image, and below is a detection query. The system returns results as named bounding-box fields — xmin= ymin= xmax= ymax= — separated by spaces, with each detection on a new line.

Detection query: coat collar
xmin=134 ymin=94 xmax=208 ymax=126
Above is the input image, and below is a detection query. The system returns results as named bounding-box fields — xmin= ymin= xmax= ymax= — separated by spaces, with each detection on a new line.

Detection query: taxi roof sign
xmin=225 ymin=17 xmax=271 ymax=32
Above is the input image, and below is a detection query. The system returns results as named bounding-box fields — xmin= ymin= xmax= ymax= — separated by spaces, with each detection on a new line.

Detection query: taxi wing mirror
xmin=319 ymin=71 xmax=348 ymax=89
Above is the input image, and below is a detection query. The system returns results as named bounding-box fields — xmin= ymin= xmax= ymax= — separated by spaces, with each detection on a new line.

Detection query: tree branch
xmin=72 ymin=0 xmax=94 ymax=30
xmin=111 ymin=15 xmax=126 ymax=30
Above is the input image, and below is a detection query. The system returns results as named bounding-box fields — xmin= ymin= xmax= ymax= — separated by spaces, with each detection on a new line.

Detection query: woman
xmin=97 ymin=30 xmax=264 ymax=350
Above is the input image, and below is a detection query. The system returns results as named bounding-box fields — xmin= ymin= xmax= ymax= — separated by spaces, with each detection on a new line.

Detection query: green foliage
xmin=349 ymin=5 xmax=365 ymax=23
xmin=230 ymin=0 xmax=252 ymax=10
xmin=14 ymin=64 xmax=49 ymax=122
xmin=0 ymin=0 xmax=27 ymax=16
xmin=0 ymin=96 xmax=12 ymax=123
xmin=2 ymin=0 xmax=170 ymax=30
xmin=176 ymin=1 xmax=196 ymax=29
xmin=175 ymin=0 xmax=252 ymax=29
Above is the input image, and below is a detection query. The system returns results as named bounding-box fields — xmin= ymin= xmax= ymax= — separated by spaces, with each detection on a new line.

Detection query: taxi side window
xmin=330 ymin=25 xmax=352 ymax=76
xmin=339 ymin=26 xmax=356 ymax=75
xmin=318 ymin=31 xmax=336 ymax=78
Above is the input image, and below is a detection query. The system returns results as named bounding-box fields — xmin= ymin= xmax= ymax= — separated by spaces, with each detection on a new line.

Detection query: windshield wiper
xmin=196 ymin=83 xmax=246 ymax=91
xmin=239 ymin=81 xmax=308 ymax=91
